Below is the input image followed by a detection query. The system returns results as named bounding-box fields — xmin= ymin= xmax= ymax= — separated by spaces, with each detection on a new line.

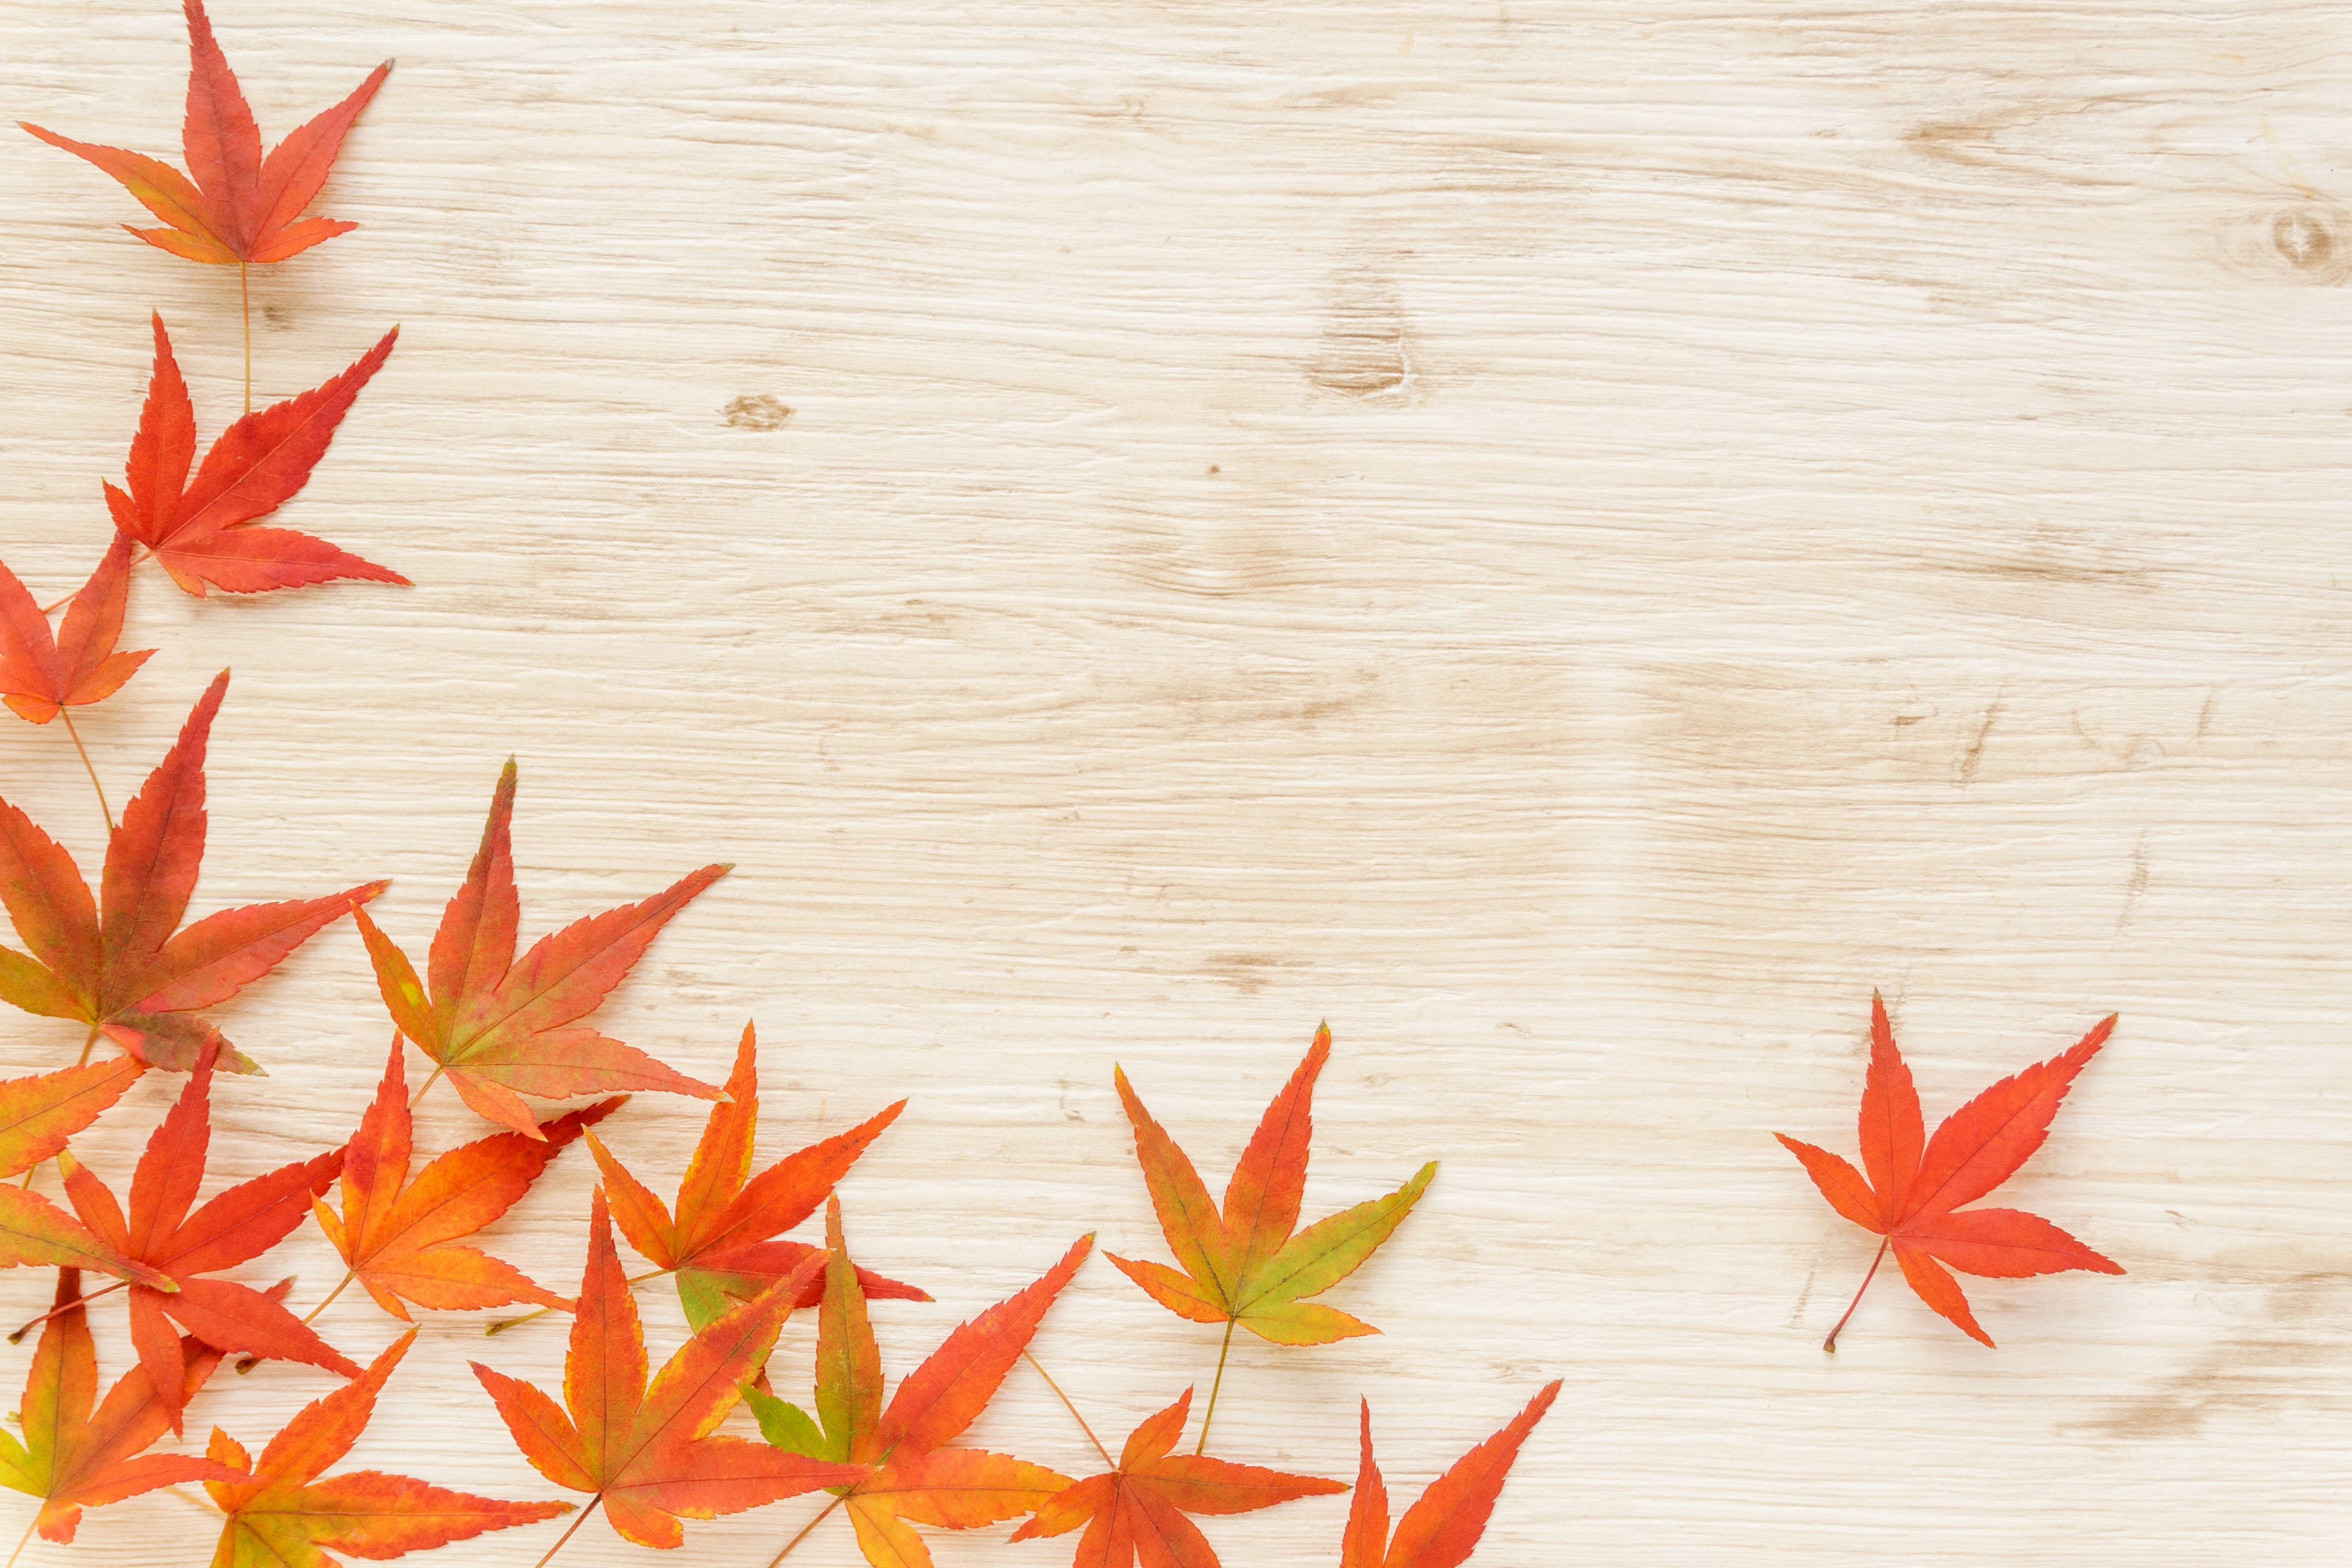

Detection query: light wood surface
xmin=2 ymin=1 xmax=2350 ymax=1562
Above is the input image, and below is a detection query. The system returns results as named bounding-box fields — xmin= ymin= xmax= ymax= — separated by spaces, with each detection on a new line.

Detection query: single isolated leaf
xmin=1109 ymin=1024 xmax=1434 ymax=1346
xmin=312 ymin=1035 xmax=620 ymax=1322
xmin=1343 ymin=1383 xmax=1559 ymax=1568
xmin=0 ymin=671 xmax=385 ymax=1072
xmin=743 ymin=1196 xmax=1090 ymax=1568
xmin=1776 ymin=993 xmax=2124 ymax=1349
xmin=0 ymin=537 xmax=154 ymax=723
xmin=353 ymin=760 xmax=728 ymax=1138
xmin=470 ymin=1189 xmax=863 ymax=1553
xmin=585 ymin=1022 xmax=922 ymax=1328
xmin=205 ymin=1329 xmax=570 ymax=1567
xmin=1011 ymin=1387 xmax=1346 ymax=1568
xmin=0 ymin=1057 xmax=165 ymax=1288
xmin=21 ymin=0 xmax=389 ymax=266
xmin=59 ymin=1050 xmax=360 ymax=1428
xmin=0 ymin=1268 xmax=248 ymax=1545
xmin=103 ymin=313 xmax=404 ymax=597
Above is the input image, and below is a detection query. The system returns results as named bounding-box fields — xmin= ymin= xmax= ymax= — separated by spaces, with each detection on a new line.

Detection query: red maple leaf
xmin=204 ymin=1329 xmax=570 ymax=1566
xmin=0 ymin=1268 xmax=252 ymax=1547
xmin=1341 ymin=1384 xmax=1559 ymax=1568
xmin=470 ymin=1189 xmax=864 ymax=1558
xmin=352 ymin=759 xmax=728 ymax=1138
xmin=1109 ymin=1025 xmax=1434 ymax=1346
xmin=56 ymin=1049 xmax=361 ymax=1428
xmin=1776 ymin=993 xmax=2125 ymax=1349
xmin=21 ymin=0 xmax=388 ymax=268
xmin=0 ymin=537 xmax=153 ymax=725
xmin=310 ymin=1036 xmax=620 ymax=1323
xmin=0 ymin=671 xmax=385 ymax=1072
xmin=0 ymin=1057 xmax=168 ymax=1289
xmin=742 ymin=1196 xmax=1091 ymax=1567
xmin=1010 ymin=1387 xmax=1346 ymax=1567
xmin=585 ymin=1022 xmax=921 ymax=1327
xmin=102 ymin=313 xmax=404 ymax=598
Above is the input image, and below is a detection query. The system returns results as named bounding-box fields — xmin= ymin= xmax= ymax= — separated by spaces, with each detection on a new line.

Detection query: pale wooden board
xmin=1 ymin=1 xmax=2349 ymax=1562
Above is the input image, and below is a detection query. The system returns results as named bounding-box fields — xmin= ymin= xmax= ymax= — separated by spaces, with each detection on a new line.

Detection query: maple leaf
xmin=0 ymin=671 xmax=385 ymax=1074
xmin=0 ymin=1057 xmax=176 ymax=1288
xmin=1010 ymin=1387 xmax=1346 ymax=1567
xmin=470 ymin=1189 xmax=865 ymax=1556
xmin=311 ymin=1036 xmax=621 ymax=1323
xmin=21 ymin=0 xmax=388 ymax=268
xmin=101 ymin=312 xmax=404 ymax=597
xmin=584 ymin=1022 xmax=922 ymax=1329
xmin=57 ymin=1049 xmax=361 ymax=1428
xmin=0 ymin=537 xmax=153 ymax=725
xmin=1108 ymin=1025 xmax=1435 ymax=1349
xmin=0 ymin=1268 xmax=249 ymax=1547
xmin=1776 ymin=993 xmax=2125 ymax=1349
xmin=743 ymin=1196 xmax=1090 ymax=1568
xmin=1341 ymin=1384 xmax=1559 ymax=1568
xmin=203 ymin=1328 xmax=570 ymax=1567
xmin=352 ymin=759 xmax=729 ymax=1139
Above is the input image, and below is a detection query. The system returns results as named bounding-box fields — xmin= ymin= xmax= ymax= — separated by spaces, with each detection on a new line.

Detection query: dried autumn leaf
xmin=310 ymin=1036 xmax=620 ymax=1323
xmin=352 ymin=759 xmax=728 ymax=1138
xmin=0 ymin=672 xmax=385 ymax=1072
xmin=21 ymin=0 xmax=388 ymax=267
xmin=584 ymin=1022 xmax=921 ymax=1329
xmin=0 ymin=1057 xmax=166 ymax=1287
xmin=1109 ymin=1025 xmax=1434 ymax=1348
xmin=0 ymin=537 xmax=153 ymax=724
xmin=1776 ymin=993 xmax=2124 ymax=1349
xmin=744 ymin=1196 xmax=1090 ymax=1567
xmin=203 ymin=1328 xmax=570 ymax=1567
xmin=470 ymin=1189 xmax=864 ymax=1556
xmin=1010 ymin=1387 xmax=1346 ymax=1567
xmin=0 ymin=1268 xmax=248 ymax=1547
xmin=58 ymin=1049 xmax=360 ymax=1428
xmin=1341 ymin=1384 xmax=1559 ymax=1568
xmin=102 ymin=312 xmax=404 ymax=597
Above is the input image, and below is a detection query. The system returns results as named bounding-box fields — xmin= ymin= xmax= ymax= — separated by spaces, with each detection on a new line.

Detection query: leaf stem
xmin=761 ymin=1494 xmax=843 ymax=1568
xmin=1022 ymin=1349 xmax=1111 ymax=1468
xmin=487 ymin=1268 xmax=669 ymax=1336
xmin=407 ymin=1062 xmax=445 ymax=1112
xmin=7 ymin=1280 xmax=123 ymax=1344
xmin=1194 ymin=1317 xmax=1238 ymax=1455
xmin=529 ymin=1496 xmax=597 ymax=1568
xmin=239 ymin=261 xmax=252 ymax=414
xmin=1823 ymin=1238 xmax=1890 ymax=1354
xmin=58 ymin=710 xmax=112 ymax=831
xmin=7 ymin=1512 xmax=35 ymax=1568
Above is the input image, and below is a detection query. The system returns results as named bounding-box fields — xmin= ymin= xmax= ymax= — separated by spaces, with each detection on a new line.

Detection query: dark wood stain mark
xmin=2116 ymin=832 xmax=2150 ymax=932
xmin=2073 ymin=1273 xmax=2352 ymax=1441
xmin=1309 ymin=268 xmax=1416 ymax=404
xmin=1954 ymin=698 xmax=2002 ymax=788
xmin=1201 ymin=953 xmax=1298 ymax=995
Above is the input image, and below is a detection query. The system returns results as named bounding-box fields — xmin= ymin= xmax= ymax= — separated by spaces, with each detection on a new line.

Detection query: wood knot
xmin=721 ymin=394 xmax=793 ymax=431
xmin=2217 ymin=201 xmax=2352 ymax=285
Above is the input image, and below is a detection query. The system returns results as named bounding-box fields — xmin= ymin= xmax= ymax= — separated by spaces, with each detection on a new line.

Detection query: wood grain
xmin=2 ymin=1 xmax=2349 ymax=1561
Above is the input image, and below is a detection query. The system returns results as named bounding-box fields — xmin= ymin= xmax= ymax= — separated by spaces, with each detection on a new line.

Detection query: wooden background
xmin=2 ymin=1 xmax=2350 ymax=1562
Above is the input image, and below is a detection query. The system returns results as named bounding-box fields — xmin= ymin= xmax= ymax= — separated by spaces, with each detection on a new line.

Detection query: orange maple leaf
xmin=1341 ymin=1384 xmax=1559 ymax=1568
xmin=1109 ymin=1025 xmax=1434 ymax=1348
xmin=310 ymin=1036 xmax=620 ymax=1323
xmin=0 ymin=672 xmax=385 ymax=1072
xmin=204 ymin=1329 xmax=569 ymax=1566
xmin=353 ymin=759 xmax=728 ymax=1138
xmin=0 ymin=1268 xmax=251 ymax=1548
xmin=471 ymin=1189 xmax=864 ymax=1558
xmin=1777 ymin=993 xmax=2124 ymax=1349
xmin=0 ymin=1058 xmax=164 ymax=1289
xmin=0 ymin=537 xmax=153 ymax=725
xmin=1011 ymin=1387 xmax=1346 ymax=1568
xmin=585 ymin=1022 xmax=921 ymax=1329
xmin=743 ymin=1196 xmax=1091 ymax=1568
xmin=21 ymin=0 xmax=388 ymax=267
